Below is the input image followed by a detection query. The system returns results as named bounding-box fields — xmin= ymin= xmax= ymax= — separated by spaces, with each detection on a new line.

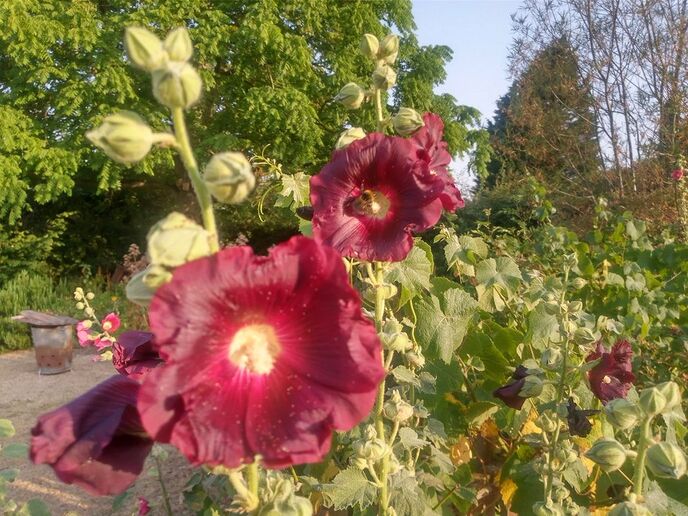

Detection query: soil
xmin=0 ymin=347 xmax=192 ymax=515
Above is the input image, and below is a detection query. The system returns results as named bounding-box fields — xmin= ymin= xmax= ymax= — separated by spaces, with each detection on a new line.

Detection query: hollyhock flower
xmin=30 ymin=375 xmax=153 ymax=495
xmin=493 ymin=366 xmax=530 ymax=410
xmin=310 ymin=133 xmax=445 ymax=262
xmin=76 ymin=321 xmax=92 ymax=347
xmin=411 ymin=113 xmax=464 ymax=212
xmin=137 ymin=236 xmax=384 ymax=469
xmin=586 ymin=340 xmax=636 ymax=404
xmin=112 ymin=330 xmax=162 ymax=380
xmin=138 ymin=497 xmax=151 ymax=515
xmin=101 ymin=312 xmax=121 ymax=333
xmin=566 ymin=398 xmax=598 ymax=437
xmin=672 ymin=168 xmax=684 ymax=181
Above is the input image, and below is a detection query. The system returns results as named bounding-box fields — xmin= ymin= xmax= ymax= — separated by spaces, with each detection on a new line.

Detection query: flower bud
xmin=86 ymin=111 xmax=155 ymax=165
xmin=571 ymin=277 xmax=588 ymax=289
xmin=351 ymin=456 xmax=368 ymax=470
xmin=378 ymin=34 xmax=399 ymax=64
xmin=604 ymin=398 xmax=640 ymax=430
xmin=405 ymin=351 xmax=425 ymax=369
xmin=536 ymin=411 xmax=558 ymax=433
xmin=152 ymin=62 xmax=202 ymax=109
xmin=372 ymin=64 xmax=397 ymax=90
xmin=392 ymin=108 xmax=424 ymax=137
xmin=574 ymin=327 xmax=597 ymax=342
xmin=353 ymin=438 xmax=387 ymax=462
xmin=126 ymin=268 xmax=157 ymax=307
xmin=639 ymin=386 xmax=667 ymax=417
xmin=360 ymin=34 xmax=379 ymax=60
xmin=125 ymin=27 xmax=166 ymax=71
xmin=645 ymin=442 xmax=687 ymax=479
xmin=85 ymin=292 xmax=95 ymax=300
xmin=655 ymin=381 xmax=682 ymax=412
xmin=335 ymin=127 xmax=366 ymax=150
xmin=147 ymin=212 xmax=212 ymax=268
xmin=203 ymin=152 xmax=255 ymax=204
xmin=142 ymin=264 xmax=173 ymax=289
xmin=335 ymin=82 xmax=365 ymax=109
xmin=81 ymin=320 xmax=92 ymax=329
xmin=608 ymin=501 xmax=651 ymax=516
xmin=541 ymin=348 xmax=563 ymax=370
xmin=585 ymin=438 xmax=628 ymax=472
xmin=383 ymin=390 xmax=414 ymax=423
xmin=567 ymin=301 xmax=583 ymax=313
xmin=76 ymin=302 xmax=85 ymax=310
xmin=164 ymin=27 xmax=193 ymax=62
xmin=519 ymin=375 xmax=544 ymax=398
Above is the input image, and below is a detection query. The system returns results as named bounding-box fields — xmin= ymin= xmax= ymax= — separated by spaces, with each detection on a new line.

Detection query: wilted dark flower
xmin=30 ymin=375 xmax=153 ymax=495
xmin=112 ymin=330 xmax=162 ymax=380
xmin=586 ymin=340 xmax=636 ymax=404
xmin=493 ymin=365 xmax=531 ymax=410
xmin=566 ymin=398 xmax=599 ymax=437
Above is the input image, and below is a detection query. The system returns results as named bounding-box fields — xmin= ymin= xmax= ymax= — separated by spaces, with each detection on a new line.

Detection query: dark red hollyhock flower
xmin=310 ymin=133 xmax=445 ymax=262
xmin=112 ymin=330 xmax=162 ymax=380
xmin=30 ymin=375 xmax=153 ymax=495
xmin=566 ymin=398 xmax=599 ymax=437
xmin=137 ymin=236 xmax=384 ymax=469
xmin=586 ymin=340 xmax=636 ymax=404
xmin=411 ymin=113 xmax=465 ymax=212
xmin=493 ymin=365 xmax=530 ymax=410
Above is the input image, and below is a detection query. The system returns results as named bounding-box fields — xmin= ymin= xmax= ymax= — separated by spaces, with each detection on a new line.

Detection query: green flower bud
xmin=567 ymin=301 xmax=583 ymax=313
xmin=541 ymin=348 xmax=563 ymax=370
xmin=351 ymin=456 xmax=368 ymax=470
xmin=164 ymin=27 xmax=193 ymax=62
xmin=86 ymin=111 xmax=155 ymax=165
xmin=335 ymin=82 xmax=365 ymax=109
xmin=372 ymin=64 xmax=397 ymax=90
xmin=76 ymin=302 xmax=85 ymax=310
xmin=85 ymin=292 xmax=95 ymax=300
xmin=608 ymin=501 xmax=651 ymax=516
xmin=378 ymin=34 xmax=399 ymax=64
xmin=126 ymin=268 xmax=157 ymax=306
xmin=646 ymin=442 xmax=687 ymax=479
xmin=259 ymin=479 xmax=312 ymax=516
xmin=125 ymin=26 xmax=166 ymax=71
xmin=204 ymin=152 xmax=255 ymax=204
xmin=147 ymin=212 xmax=212 ymax=268
xmin=152 ymin=62 xmax=202 ymax=109
xmin=519 ymin=375 xmax=544 ymax=398
xmin=585 ymin=438 xmax=628 ymax=472
xmin=532 ymin=501 xmax=564 ymax=516
xmin=571 ymin=277 xmax=588 ymax=289
xmin=383 ymin=390 xmax=414 ymax=422
xmin=142 ymin=264 xmax=173 ymax=289
xmin=551 ymin=482 xmax=570 ymax=503
xmin=360 ymin=33 xmax=379 ymax=60
xmin=354 ymin=438 xmax=387 ymax=462
xmin=405 ymin=351 xmax=425 ymax=369
xmin=392 ymin=108 xmax=424 ymax=137
xmin=639 ymin=386 xmax=667 ymax=417
xmin=574 ymin=327 xmax=597 ymax=342
xmin=388 ymin=332 xmax=412 ymax=353
xmin=604 ymin=398 xmax=640 ymax=430
xmin=335 ymin=127 xmax=366 ymax=150
xmin=655 ymin=381 xmax=682 ymax=412
xmin=536 ymin=411 xmax=558 ymax=433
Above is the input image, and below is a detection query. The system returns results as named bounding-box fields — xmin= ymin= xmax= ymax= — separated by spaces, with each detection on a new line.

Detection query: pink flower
xmin=138 ymin=497 xmax=151 ymax=515
xmin=586 ymin=340 xmax=636 ymax=404
xmin=76 ymin=321 xmax=92 ymax=347
xmin=137 ymin=236 xmax=384 ymax=469
xmin=101 ymin=313 xmax=121 ymax=333
xmin=672 ymin=168 xmax=684 ymax=181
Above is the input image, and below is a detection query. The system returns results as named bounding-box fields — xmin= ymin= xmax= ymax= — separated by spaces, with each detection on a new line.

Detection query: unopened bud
xmin=646 ymin=442 xmax=687 ymax=479
xmin=383 ymin=390 xmax=414 ymax=423
xmin=541 ymin=348 xmax=563 ymax=370
xmin=335 ymin=127 xmax=366 ymax=150
xmin=604 ymin=398 xmax=640 ymax=430
xmin=609 ymin=501 xmax=651 ymax=516
xmin=392 ymin=108 xmax=424 ymax=137
xmin=655 ymin=381 xmax=682 ymax=412
xmin=204 ymin=152 xmax=255 ymax=204
xmin=125 ymin=26 xmax=166 ymax=72
xmin=335 ymin=82 xmax=365 ymax=109
xmin=406 ymin=351 xmax=425 ymax=369
xmin=85 ymin=292 xmax=95 ymax=300
xmin=519 ymin=375 xmax=544 ymax=398
xmin=571 ymin=277 xmax=588 ymax=289
xmin=86 ymin=111 xmax=155 ymax=165
xmin=76 ymin=302 xmax=85 ymax=310
xmin=147 ymin=212 xmax=212 ymax=268
xmin=378 ymin=34 xmax=399 ymax=64
xmin=568 ymin=301 xmax=583 ymax=313
xmin=164 ymin=27 xmax=193 ymax=62
xmin=81 ymin=320 xmax=92 ymax=329
xmin=142 ymin=264 xmax=173 ymax=289
xmin=585 ymin=438 xmax=628 ymax=472
xmin=639 ymin=386 xmax=667 ymax=417
xmin=126 ymin=268 xmax=157 ymax=307
xmin=351 ymin=456 xmax=368 ymax=470
xmin=354 ymin=438 xmax=387 ymax=462
xmin=152 ymin=62 xmax=202 ymax=109
xmin=372 ymin=64 xmax=397 ymax=90
xmin=536 ymin=411 xmax=558 ymax=433
xmin=360 ymin=34 xmax=379 ymax=60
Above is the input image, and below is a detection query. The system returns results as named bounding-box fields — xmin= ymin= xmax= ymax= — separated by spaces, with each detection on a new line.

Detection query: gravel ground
xmin=0 ymin=347 xmax=191 ymax=515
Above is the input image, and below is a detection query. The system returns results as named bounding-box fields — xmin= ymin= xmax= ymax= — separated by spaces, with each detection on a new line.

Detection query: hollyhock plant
xmin=101 ymin=312 xmax=121 ymax=333
xmin=112 ymin=330 xmax=162 ymax=380
xmin=586 ymin=340 xmax=636 ymax=404
xmin=30 ymin=375 xmax=153 ymax=495
xmin=137 ymin=236 xmax=385 ymax=469
xmin=566 ymin=398 xmax=598 ymax=437
xmin=493 ymin=365 xmax=530 ymax=410
xmin=310 ymin=133 xmax=445 ymax=262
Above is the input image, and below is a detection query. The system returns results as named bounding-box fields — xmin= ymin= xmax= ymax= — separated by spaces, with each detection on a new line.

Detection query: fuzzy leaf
xmin=321 ymin=468 xmax=377 ymax=511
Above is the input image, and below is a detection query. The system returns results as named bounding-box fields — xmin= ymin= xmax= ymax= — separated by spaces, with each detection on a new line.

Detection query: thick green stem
xmin=171 ymin=107 xmax=219 ymax=252
xmin=372 ymin=261 xmax=389 ymax=515
xmin=374 ymin=88 xmax=384 ymax=132
xmin=632 ymin=417 xmax=652 ymax=497
xmin=247 ymin=461 xmax=259 ymax=507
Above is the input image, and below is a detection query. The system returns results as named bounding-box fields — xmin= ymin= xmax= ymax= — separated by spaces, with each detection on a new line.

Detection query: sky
xmin=411 ymin=0 xmax=520 ymax=183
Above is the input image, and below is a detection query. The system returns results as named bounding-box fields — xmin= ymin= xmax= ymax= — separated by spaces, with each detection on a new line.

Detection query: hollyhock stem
xmin=247 ymin=461 xmax=259 ymax=506
xmin=171 ymin=107 xmax=220 ymax=253
xmin=632 ymin=416 xmax=652 ymax=497
xmin=374 ymin=88 xmax=384 ymax=132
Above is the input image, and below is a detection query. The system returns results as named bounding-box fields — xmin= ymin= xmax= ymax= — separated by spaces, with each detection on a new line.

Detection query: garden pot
xmin=12 ymin=310 xmax=79 ymax=375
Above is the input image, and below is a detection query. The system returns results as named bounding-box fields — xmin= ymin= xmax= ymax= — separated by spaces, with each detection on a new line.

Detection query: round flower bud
xmin=609 ymin=501 xmax=651 ymax=516
xmin=335 ymin=82 xmax=365 ymax=109
xmin=571 ymin=277 xmax=588 ymax=289
xmin=655 ymin=381 xmax=682 ymax=412
xmin=85 ymin=292 xmax=95 ymax=300
xmin=142 ymin=264 xmax=173 ymax=289
xmin=372 ymin=64 xmax=397 ymax=90
xmin=378 ymin=34 xmax=399 ymax=64
xmin=124 ymin=26 xmax=166 ymax=72
xmin=387 ymin=332 xmax=412 ymax=353
xmin=351 ymin=456 xmax=368 ymax=470
xmin=152 ymin=62 xmax=202 ymax=109
xmin=383 ymin=390 xmax=414 ymax=423
xmin=567 ymin=301 xmax=583 ymax=313
xmin=639 ymin=386 xmax=667 ymax=417
xmin=604 ymin=398 xmax=640 ymax=430
xmin=519 ymin=375 xmax=544 ymax=398
xmin=354 ymin=438 xmax=387 ymax=462
xmin=125 ymin=268 xmax=157 ymax=307
xmin=360 ymin=33 xmax=379 ymax=60
xmin=335 ymin=127 xmax=366 ymax=150
xmin=646 ymin=442 xmax=687 ymax=479
xmin=76 ymin=302 xmax=85 ymax=310
xmin=585 ymin=438 xmax=628 ymax=472
xmin=536 ymin=411 xmax=558 ymax=433
xmin=147 ymin=212 xmax=212 ymax=268
xmin=203 ymin=152 xmax=255 ymax=204
xmin=541 ymin=348 xmax=563 ymax=370
xmin=392 ymin=108 xmax=424 ymax=137
xmin=164 ymin=27 xmax=193 ymax=62
xmin=86 ymin=111 xmax=155 ymax=165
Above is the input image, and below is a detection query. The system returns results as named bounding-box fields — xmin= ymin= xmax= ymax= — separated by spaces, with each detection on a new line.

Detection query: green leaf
xmin=2 ymin=443 xmax=28 ymax=459
xmin=475 ymin=257 xmax=522 ymax=312
xmin=387 ymin=243 xmax=433 ymax=299
xmin=461 ymin=332 xmax=511 ymax=381
xmin=321 ymin=468 xmax=377 ymax=511
xmin=0 ymin=469 xmax=18 ymax=482
xmin=416 ymin=288 xmax=478 ymax=363
xmin=525 ymin=303 xmax=562 ymax=350
xmin=444 ymin=234 xmax=488 ymax=277
xmin=112 ymin=490 xmax=132 ymax=511
xmin=397 ymin=427 xmax=429 ymax=450
xmin=645 ymin=480 xmax=688 ymax=515
xmin=0 ymin=420 xmax=15 ymax=439
xmin=388 ymin=470 xmax=431 ymax=516
xmin=391 ymin=365 xmax=421 ymax=388
xmin=463 ymin=401 xmax=500 ymax=428
xmin=16 ymin=499 xmax=51 ymax=516
xmin=273 ymin=172 xmax=310 ymax=209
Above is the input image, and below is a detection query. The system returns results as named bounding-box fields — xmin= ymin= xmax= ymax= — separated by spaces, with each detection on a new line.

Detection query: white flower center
xmin=603 ymin=375 xmax=612 ymax=384
xmin=353 ymin=189 xmax=390 ymax=218
xmin=228 ymin=324 xmax=281 ymax=375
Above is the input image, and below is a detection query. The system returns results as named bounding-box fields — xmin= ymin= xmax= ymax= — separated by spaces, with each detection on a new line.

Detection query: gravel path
xmin=0 ymin=348 xmax=191 ymax=515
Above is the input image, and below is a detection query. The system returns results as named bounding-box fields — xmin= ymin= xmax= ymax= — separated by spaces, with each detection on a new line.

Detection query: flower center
xmin=228 ymin=324 xmax=281 ymax=375
xmin=603 ymin=375 xmax=612 ymax=384
xmin=352 ymin=189 xmax=390 ymax=218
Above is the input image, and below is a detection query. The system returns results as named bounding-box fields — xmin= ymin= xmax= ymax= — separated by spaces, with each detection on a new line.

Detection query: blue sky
xmin=412 ymin=0 xmax=520 ymax=182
